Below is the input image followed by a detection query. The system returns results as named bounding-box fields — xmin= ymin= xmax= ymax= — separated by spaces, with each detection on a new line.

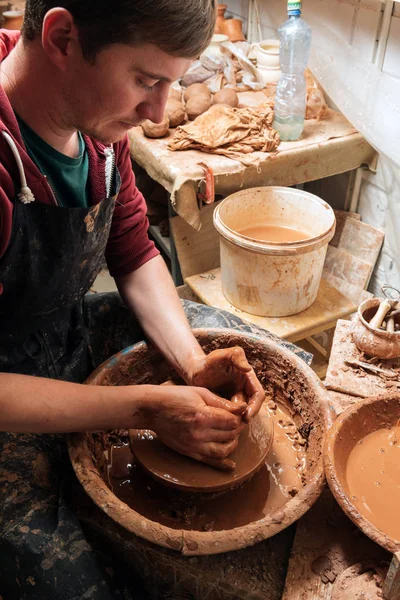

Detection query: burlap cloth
xmin=168 ymin=103 xmax=280 ymax=164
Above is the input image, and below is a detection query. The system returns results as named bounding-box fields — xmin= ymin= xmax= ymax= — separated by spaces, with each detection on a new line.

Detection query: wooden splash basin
xmin=69 ymin=328 xmax=331 ymax=556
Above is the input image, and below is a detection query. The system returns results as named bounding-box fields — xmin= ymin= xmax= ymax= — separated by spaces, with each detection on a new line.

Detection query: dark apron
xmin=0 ymin=173 xmax=147 ymax=599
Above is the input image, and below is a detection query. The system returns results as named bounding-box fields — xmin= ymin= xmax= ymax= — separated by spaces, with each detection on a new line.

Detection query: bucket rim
xmin=213 ymin=186 xmax=336 ymax=255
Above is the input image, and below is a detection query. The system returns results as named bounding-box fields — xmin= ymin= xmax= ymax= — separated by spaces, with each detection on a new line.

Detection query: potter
xmin=0 ymin=1 xmax=266 ymax=597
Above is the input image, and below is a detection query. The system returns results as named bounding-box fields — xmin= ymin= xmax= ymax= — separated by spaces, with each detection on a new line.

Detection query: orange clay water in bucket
xmin=213 ymin=186 xmax=336 ymax=317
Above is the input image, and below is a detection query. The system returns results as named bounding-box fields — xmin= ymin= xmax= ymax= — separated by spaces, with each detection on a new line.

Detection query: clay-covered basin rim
xmin=69 ymin=328 xmax=330 ymax=556
xmin=324 ymin=393 xmax=400 ymax=554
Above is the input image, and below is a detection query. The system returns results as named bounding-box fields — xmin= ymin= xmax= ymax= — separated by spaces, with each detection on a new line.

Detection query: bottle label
xmin=288 ymin=0 xmax=301 ymax=11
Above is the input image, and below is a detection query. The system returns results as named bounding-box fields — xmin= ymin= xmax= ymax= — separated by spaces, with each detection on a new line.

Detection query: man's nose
xmin=137 ymin=96 xmax=168 ymax=124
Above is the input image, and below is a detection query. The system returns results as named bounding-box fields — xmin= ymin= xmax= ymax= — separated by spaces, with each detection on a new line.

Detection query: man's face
xmin=61 ymin=42 xmax=192 ymax=144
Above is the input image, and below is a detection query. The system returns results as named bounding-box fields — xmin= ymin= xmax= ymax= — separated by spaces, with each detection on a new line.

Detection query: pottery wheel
xmin=129 ymin=403 xmax=273 ymax=493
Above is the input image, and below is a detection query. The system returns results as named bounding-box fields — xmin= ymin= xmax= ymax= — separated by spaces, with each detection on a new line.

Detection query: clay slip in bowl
xmin=324 ymin=392 xmax=400 ymax=554
xmin=69 ymin=328 xmax=331 ymax=556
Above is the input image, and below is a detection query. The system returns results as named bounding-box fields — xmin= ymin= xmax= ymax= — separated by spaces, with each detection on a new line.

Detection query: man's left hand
xmin=186 ymin=347 xmax=265 ymax=423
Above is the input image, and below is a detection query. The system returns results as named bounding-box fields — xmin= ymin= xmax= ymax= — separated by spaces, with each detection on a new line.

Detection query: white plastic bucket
xmin=213 ymin=186 xmax=336 ymax=317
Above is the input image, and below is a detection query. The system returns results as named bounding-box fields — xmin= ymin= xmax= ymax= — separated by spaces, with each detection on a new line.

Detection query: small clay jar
xmin=220 ymin=18 xmax=245 ymax=42
xmin=215 ymin=3 xmax=227 ymax=34
xmin=352 ymin=298 xmax=400 ymax=359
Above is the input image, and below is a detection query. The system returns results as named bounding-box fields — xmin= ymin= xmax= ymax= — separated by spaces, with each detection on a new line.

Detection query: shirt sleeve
xmin=105 ymin=135 xmax=159 ymax=278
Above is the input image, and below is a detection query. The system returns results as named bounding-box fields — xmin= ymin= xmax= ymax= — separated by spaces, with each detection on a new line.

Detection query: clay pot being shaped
xmin=220 ymin=18 xmax=245 ymax=42
xmin=324 ymin=393 xmax=400 ymax=554
xmin=69 ymin=328 xmax=331 ymax=556
xmin=352 ymin=298 xmax=400 ymax=359
xmin=215 ymin=3 xmax=227 ymax=34
xmin=2 ymin=9 xmax=23 ymax=29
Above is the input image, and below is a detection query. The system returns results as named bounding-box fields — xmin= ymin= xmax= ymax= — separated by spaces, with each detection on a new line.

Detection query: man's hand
xmin=185 ymin=347 xmax=265 ymax=423
xmin=147 ymin=385 xmax=246 ymax=470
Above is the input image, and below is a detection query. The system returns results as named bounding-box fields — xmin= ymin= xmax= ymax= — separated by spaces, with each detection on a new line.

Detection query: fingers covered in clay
xmin=181 ymin=437 xmax=240 ymax=472
xmin=200 ymin=389 xmax=247 ymax=416
xmin=240 ymin=370 xmax=266 ymax=423
xmin=148 ymin=385 xmax=244 ymax=463
xmin=187 ymin=346 xmax=265 ymax=422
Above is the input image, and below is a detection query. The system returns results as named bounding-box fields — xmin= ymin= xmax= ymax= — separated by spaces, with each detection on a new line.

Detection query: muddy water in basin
xmin=106 ymin=403 xmax=307 ymax=532
xmin=238 ymin=225 xmax=311 ymax=243
xmin=346 ymin=425 xmax=400 ymax=541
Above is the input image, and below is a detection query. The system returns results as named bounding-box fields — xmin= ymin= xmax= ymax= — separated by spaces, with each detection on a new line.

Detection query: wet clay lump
xmin=346 ymin=425 xmax=400 ymax=541
xmin=238 ymin=224 xmax=311 ymax=243
xmin=108 ymin=402 xmax=307 ymax=531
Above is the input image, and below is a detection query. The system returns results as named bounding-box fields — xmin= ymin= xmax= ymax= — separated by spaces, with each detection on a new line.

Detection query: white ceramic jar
xmin=251 ymin=39 xmax=280 ymax=68
xmin=257 ymin=64 xmax=281 ymax=85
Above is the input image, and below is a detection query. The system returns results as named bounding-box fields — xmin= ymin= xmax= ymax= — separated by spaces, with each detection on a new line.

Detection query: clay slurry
xmin=346 ymin=425 xmax=400 ymax=541
xmin=238 ymin=224 xmax=311 ymax=243
xmin=107 ymin=402 xmax=307 ymax=531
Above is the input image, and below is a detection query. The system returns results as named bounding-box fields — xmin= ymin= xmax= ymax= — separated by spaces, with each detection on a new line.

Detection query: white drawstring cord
xmin=1 ymin=130 xmax=35 ymax=204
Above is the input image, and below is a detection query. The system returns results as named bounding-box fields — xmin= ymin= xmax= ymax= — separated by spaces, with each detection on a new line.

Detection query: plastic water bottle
xmin=272 ymin=0 xmax=312 ymax=141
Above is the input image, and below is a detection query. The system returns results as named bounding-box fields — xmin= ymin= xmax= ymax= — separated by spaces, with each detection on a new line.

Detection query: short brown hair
xmin=22 ymin=0 xmax=216 ymax=61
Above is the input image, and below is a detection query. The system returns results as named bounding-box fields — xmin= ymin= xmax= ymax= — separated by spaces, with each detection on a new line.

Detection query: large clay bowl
xmin=324 ymin=392 xmax=400 ymax=553
xmin=69 ymin=328 xmax=331 ymax=556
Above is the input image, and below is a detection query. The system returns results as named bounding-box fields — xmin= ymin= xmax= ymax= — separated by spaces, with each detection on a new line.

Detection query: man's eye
xmin=137 ymin=79 xmax=156 ymax=92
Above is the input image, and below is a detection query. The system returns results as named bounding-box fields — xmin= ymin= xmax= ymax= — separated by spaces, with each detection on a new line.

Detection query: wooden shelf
xmin=185 ymin=268 xmax=357 ymax=343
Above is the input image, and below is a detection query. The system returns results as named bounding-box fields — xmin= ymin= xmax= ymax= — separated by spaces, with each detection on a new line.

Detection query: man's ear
xmin=41 ymin=7 xmax=80 ymax=71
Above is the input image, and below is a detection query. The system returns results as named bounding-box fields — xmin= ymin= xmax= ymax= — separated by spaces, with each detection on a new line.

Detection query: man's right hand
xmin=145 ymin=385 xmax=247 ymax=470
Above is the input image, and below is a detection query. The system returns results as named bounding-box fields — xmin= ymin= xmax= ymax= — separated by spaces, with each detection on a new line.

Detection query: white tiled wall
xmin=218 ymin=0 xmax=399 ymax=293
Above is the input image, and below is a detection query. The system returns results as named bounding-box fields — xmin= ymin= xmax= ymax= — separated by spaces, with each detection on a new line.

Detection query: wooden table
xmin=129 ymin=109 xmax=377 ymax=285
xmin=185 ymin=267 xmax=356 ymax=342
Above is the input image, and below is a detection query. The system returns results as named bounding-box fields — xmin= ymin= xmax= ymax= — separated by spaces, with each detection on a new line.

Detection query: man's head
xmin=18 ymin=1 xmax=215 ymax=144
xmin=22 ymin=0 xmax=216 ymax=62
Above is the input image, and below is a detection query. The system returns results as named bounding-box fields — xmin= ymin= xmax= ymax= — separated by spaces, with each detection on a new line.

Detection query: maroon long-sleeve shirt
xmin=0 ymin=30 xmax=159 ymax=288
